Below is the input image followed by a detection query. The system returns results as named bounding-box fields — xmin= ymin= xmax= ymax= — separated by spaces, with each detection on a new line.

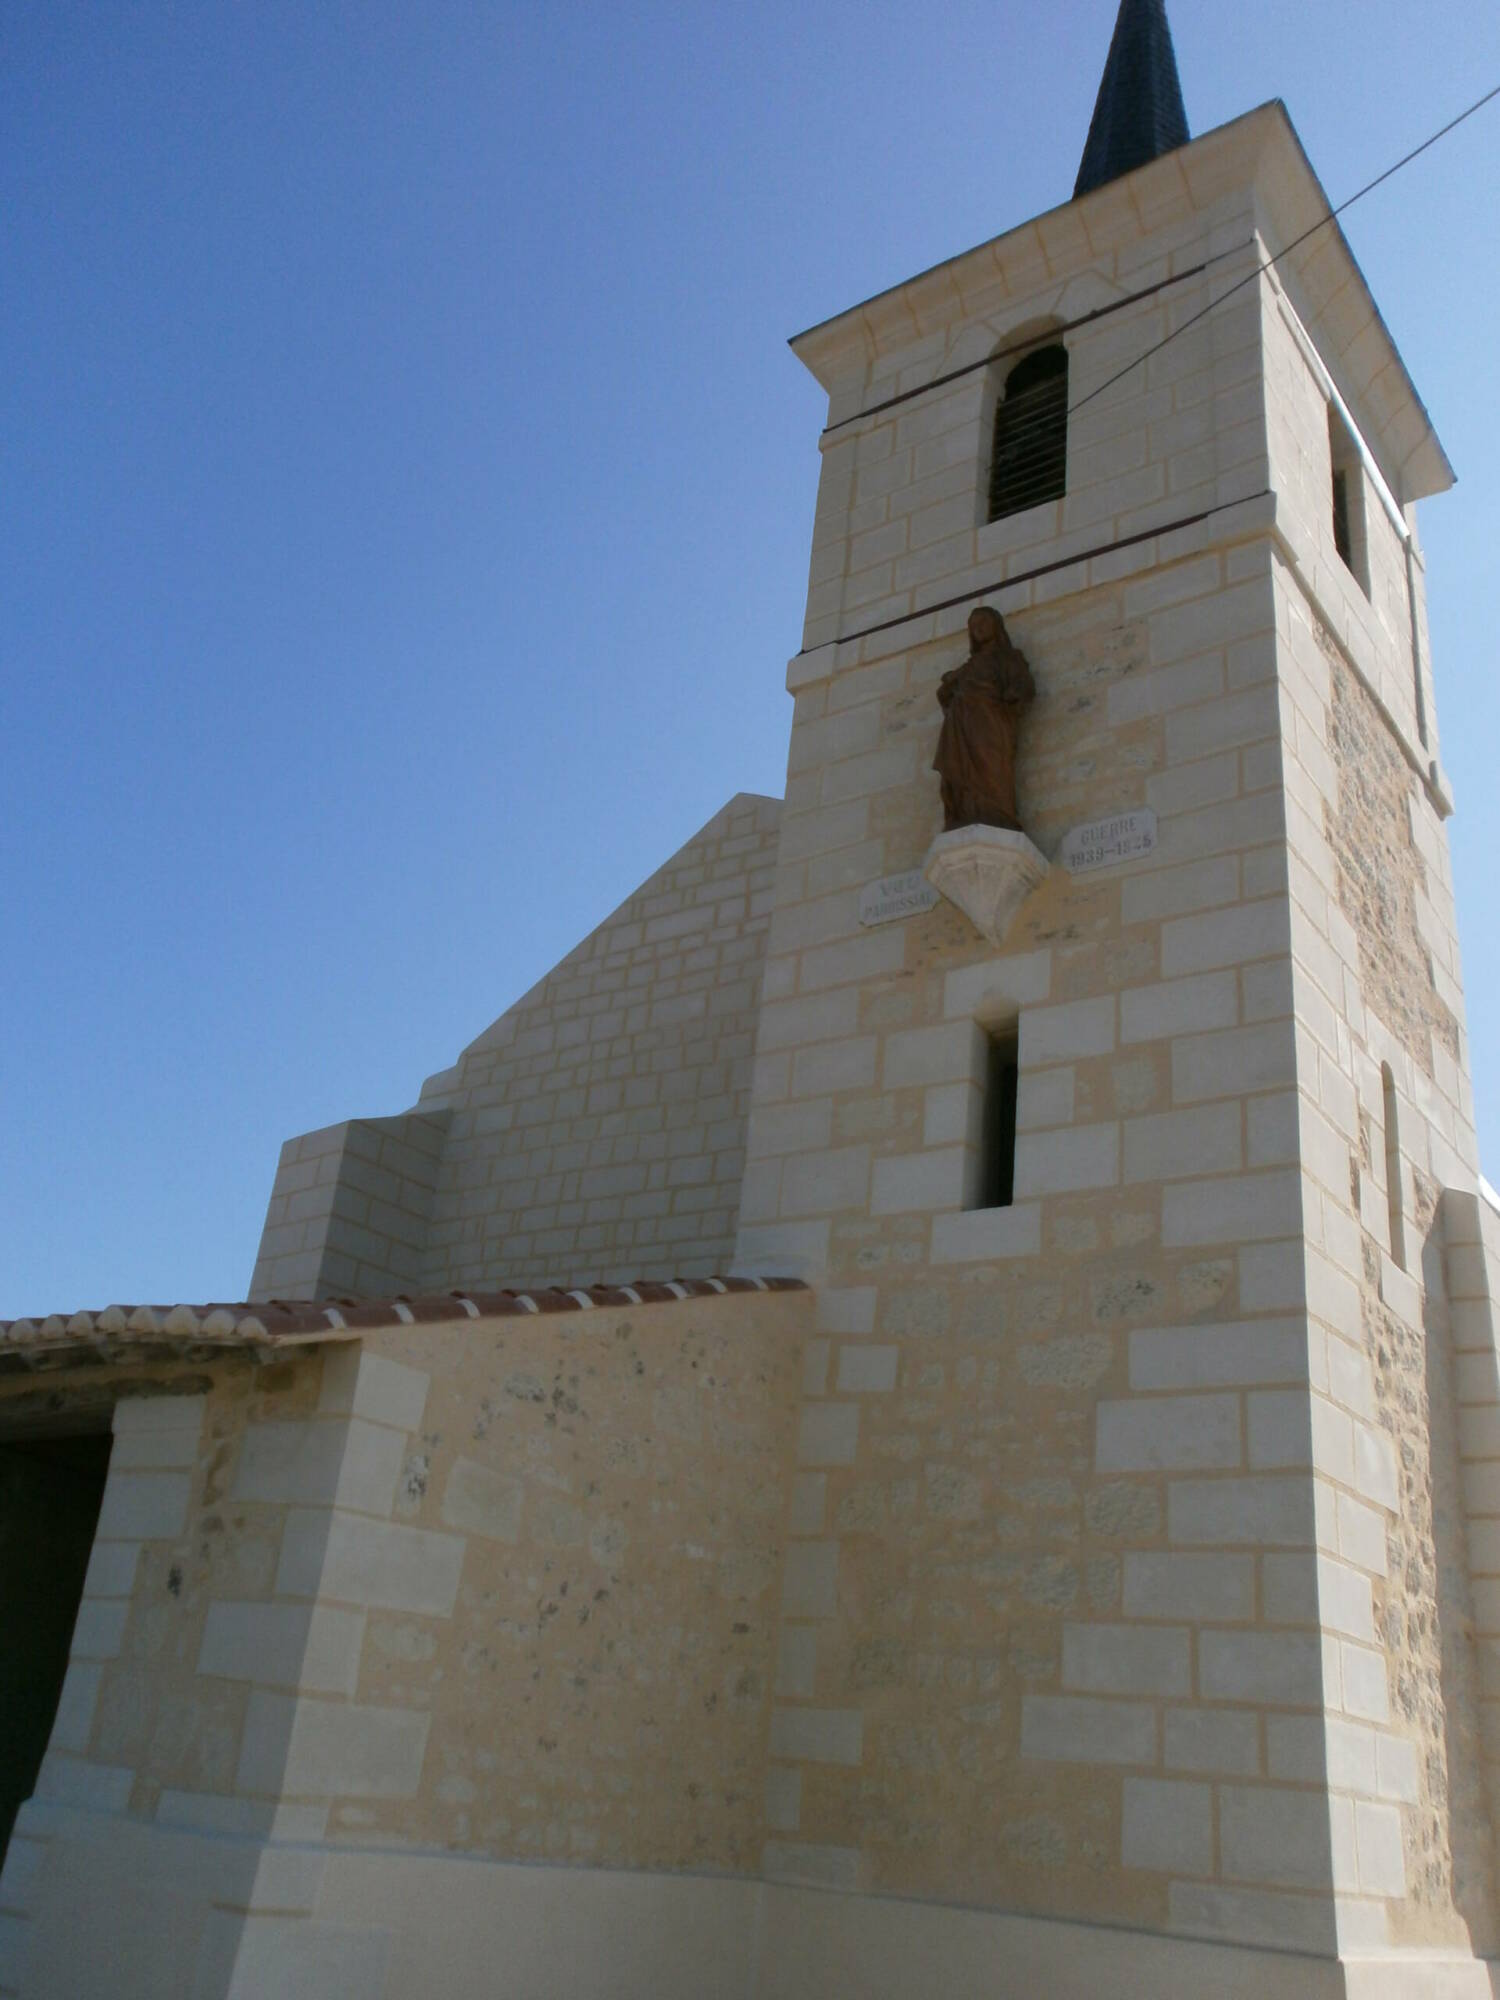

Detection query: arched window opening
xmin=988 ymin=344 xmax=1068 ymax=524
xmin=1381 ymin=1063 xmax=1406 ymax=1271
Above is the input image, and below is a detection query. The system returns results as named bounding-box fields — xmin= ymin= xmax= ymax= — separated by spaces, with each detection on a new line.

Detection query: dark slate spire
xmin=1074 ymin=0 xmax=1190 ymax=199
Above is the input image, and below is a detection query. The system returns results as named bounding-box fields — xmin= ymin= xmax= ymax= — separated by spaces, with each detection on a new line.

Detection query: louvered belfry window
xmin=988 ymin=343 xmax=1068 ymax=523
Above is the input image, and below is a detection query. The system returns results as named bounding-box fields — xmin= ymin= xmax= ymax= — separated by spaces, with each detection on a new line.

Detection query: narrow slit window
xmin=1332 ymin=467 xmax=1353 ymax=568
xmin=976 ymin=1031 xmax=1019 ymax=1210
xmin=988 ymin=344 xmax=1068 ymax=523
xmin=1328 ymin=404 xmax=1369 ymax=596
xmin=1381 ymin=1063 xmax=1406 ymax=1270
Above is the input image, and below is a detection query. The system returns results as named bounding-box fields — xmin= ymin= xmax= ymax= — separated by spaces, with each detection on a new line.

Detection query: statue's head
xmin=967 ymin=604 xmax=1005 ymax=648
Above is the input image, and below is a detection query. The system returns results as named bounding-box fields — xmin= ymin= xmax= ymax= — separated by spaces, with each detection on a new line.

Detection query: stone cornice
xmin=789 ymin=100 xmax=1450 ymax=504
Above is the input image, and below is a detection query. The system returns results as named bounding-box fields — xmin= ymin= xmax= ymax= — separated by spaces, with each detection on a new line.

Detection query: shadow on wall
xmin=10 ymin=1551 xmax=353 ymax=1999
xmin=161 ymin=1502 xmax=374 ymax=1999
xmin=1420 ymin=1212 xmax=1500 ymax=1951
xmin=9 ymin=1812 xmax=270 ymax=1999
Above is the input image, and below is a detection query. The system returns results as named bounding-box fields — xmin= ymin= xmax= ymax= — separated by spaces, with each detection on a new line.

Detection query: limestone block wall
xmin=0 ymin=1287 xmax=806 ymax=1999
xmin=795 ymin=182 xmax=1267 ymax=664
xmin=247 ymin=793 xmax=780 ymax=1301
xmin=415 ymin=793 xmax=779 ymax=1291
xmin=0 ymin=1363 xmax=310 ymax=2000
xmin=737 ymin=541 xmax=1387 ymax=1945
xmin=1257 ymin=243 xmax=1443 ymax=787
xmin=1248 ymin=540 xmax=1490 ymax=1952
xmin=1251 ymin=200 xmax=1493 ymax=1944
xmin=1444 ymin=1189 xmax=1500 ymax=1858
xmin=731 ymin=133 xmax=1489 ymax=1962
xmin=249 ymin=1111 xmax=451 ymax=1302
xmin=316 ymin=1293 xmax=801 ymax=1869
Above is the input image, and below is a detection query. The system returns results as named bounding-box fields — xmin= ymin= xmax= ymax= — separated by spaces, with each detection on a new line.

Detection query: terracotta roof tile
xmin=0 ymin=1276 xmax=807 ymax=1373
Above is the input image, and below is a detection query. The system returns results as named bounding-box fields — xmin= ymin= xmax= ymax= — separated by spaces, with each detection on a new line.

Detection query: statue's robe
xmin=932 ymin=639 xmax=1036 ymax=832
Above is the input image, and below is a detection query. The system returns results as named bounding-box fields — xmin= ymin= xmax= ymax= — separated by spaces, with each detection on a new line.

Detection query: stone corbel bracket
xmin=923 ymin=825 xmax=1050 ymax=947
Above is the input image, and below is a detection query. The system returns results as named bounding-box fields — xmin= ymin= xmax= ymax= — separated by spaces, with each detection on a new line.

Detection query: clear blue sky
xmin=4 ymin=1 xmax=1498 ymax=1315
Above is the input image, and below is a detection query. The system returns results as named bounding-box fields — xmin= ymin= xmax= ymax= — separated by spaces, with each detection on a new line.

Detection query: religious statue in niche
xmin=932 ymin=604 xmax=1036 ymax=833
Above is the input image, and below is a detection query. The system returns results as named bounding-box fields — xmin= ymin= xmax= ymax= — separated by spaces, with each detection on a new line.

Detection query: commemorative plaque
xmin=858 ymin=869 xmax=941 ymax=927
xmin=1057 ymin=807 xmax=1157 ymax=875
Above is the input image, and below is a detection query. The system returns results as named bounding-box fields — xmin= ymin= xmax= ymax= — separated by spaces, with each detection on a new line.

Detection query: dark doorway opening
xmin=0 ymin=1431 xmax=112 ymax=1859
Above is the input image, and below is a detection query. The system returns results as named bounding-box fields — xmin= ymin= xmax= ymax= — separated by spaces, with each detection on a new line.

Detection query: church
xmin=5 ymin=2 xmax=1499 ymax=1992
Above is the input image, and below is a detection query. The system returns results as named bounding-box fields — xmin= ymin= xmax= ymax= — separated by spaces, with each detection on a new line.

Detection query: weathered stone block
xmin=1020 ymin=1695 xmax=1156 ymax=1766
xmin=440 ymin=1458 xmax=523 ymax=1543
xmin=1096 ymin=1394 xmax=1241 ymax=1472
xmin=767 ymin=1706 xmax=863 ymax=1767
xmin=1122 ymin=1777 xmax=1212 ymax=1875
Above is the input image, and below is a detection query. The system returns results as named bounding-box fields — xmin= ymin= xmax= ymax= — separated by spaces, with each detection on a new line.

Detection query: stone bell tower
xmin=734 ymin=0 xmax=1499 ymax=1984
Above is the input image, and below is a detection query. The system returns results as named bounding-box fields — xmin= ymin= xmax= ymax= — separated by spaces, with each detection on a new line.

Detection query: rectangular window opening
xmin=976 ymin=1030 xmax=1019 ymax=1211
xmin=1381 ymin=1063 xmax=1407 ymax=1272
xmin=1332 ymin=467 xmax=1353 ymax=568
xmin=1328 ymin=405 xmax=1370 ymax=598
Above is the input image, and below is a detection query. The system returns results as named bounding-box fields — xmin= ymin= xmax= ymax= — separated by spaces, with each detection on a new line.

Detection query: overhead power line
xmin=802 ymin=81 xmax=1500 ymax=665
xmin=1069 ymin=80 xmax=1500 ymax=418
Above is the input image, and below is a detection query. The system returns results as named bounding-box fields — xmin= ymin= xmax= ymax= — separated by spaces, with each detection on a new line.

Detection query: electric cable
xmin=802 ymin=80 xmax=1500 ymax=666
xmin=1069 ymin=80 xmax=1500 ymax=419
